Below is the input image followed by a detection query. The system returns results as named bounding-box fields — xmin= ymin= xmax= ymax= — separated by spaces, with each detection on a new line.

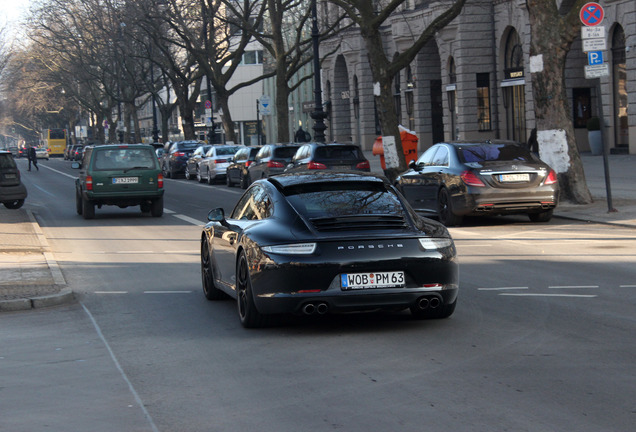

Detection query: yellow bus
xmin=43 ymin=128 xmax=67 ymax=157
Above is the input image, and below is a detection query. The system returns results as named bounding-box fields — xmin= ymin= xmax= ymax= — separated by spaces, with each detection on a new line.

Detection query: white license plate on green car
xmin=341 ymin=271 xmax=405 ymax=290
xmin=113 ymin=177 xmax=139 ymax=184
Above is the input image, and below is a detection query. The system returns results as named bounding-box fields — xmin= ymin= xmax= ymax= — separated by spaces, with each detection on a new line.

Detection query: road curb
xmin=0 ymin=288 xmax=76 ymax=312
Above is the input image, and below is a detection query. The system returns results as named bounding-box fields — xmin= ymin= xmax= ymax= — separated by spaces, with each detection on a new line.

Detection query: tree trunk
xmin=528 ymin=0 xmax=592 ymax=204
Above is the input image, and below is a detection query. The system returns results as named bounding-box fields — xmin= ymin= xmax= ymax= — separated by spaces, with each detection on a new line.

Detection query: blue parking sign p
xmin=588 ymin=51 xmax=603 ymax=65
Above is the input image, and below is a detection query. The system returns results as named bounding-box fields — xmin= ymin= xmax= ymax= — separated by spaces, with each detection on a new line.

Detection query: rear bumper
xmin=0 ymin=184 xmax=28 ymax=201
xmin=453 ymin=187 xmax=559 ymax=216
xmin=82 ymin=189 xmax=164 ymax=206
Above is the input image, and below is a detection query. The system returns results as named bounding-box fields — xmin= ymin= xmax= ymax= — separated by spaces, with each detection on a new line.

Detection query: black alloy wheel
xmin=201 ymin=238 xmax=225 ymax=300
xmin=437 ymin=188 xmax=462 ymax=226
xmin=240 ymin=173 xmax=250 ymax=189
xmin=236 ymin=251 xmax=265 ymax=328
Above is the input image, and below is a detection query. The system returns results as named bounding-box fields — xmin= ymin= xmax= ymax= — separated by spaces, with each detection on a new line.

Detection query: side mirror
xmin=207 ymin=208 xmax=225 ymax=222
xmin=71 ymin=162 xmax=81 ymax=169
xmin=408 ymin=160 xmax=418 ymax=169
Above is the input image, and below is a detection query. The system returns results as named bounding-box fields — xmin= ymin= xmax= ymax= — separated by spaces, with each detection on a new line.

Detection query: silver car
xmin=197 ymin=145 xmax=242 ymax=184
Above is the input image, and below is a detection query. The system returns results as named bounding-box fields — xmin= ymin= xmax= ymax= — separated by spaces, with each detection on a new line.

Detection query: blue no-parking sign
xmin=580 ymin=3 xmax=604 ymax=27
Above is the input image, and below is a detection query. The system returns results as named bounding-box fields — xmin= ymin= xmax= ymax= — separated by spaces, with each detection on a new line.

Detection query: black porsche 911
xmin=200 ymin=171 xmax=459 ymax=328
xmin=395 ymin=140 xmax=559 ymax=226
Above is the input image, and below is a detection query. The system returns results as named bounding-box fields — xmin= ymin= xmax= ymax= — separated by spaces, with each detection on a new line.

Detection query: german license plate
xmin=341 ymin=271 xmax=405 ymax=290
xmin=113 ymin=177 xmax=139 ymax=184
xmin=499 ymin=173 xmax=530 ymax=182
xmin=4 ymin=174 xmax=16 ymax=179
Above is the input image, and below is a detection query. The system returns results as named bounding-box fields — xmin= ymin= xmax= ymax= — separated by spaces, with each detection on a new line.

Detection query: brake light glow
xmin=86 ymin=175 xmax=93 ymax=191
xmin=174 ymin=152 xmax=186 ymax=157
xmin=158 ymin=174 xmax=163 ymax=188
xmin=356 ymin=161 xmax=370 ymax=170
xmin=461 ymin=170 xmax=485 ymax=187
xmin=308 ymin=161 xmax=327 ymax=170
xmin=267 ymin=160 xmax=285 ymax=168
xmin=544 ymin=170 xmax=558 ymax=185
xmin=245 ymin=161 xmax=253 ymax=167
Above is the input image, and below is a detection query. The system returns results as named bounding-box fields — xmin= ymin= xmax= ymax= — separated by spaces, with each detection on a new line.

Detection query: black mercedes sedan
xmin=395 ymin=140 xmax=559 ymax=226
xmin=201 ymin=172 xmax=459 ymax=328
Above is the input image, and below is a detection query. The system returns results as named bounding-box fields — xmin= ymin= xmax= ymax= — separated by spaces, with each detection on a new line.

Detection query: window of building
xmin=476 ymin=73 xmax=491 ymax=131
xmin=242 ymin=50 xmax=263 ymax=65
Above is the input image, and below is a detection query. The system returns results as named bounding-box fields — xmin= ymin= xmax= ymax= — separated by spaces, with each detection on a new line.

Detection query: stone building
xmin=318 ymin=0 xmax=634 ymax=155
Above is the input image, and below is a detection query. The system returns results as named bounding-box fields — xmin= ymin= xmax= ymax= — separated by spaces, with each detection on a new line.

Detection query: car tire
xmin=196 ymin=168 xmax=204 ymax=183
xmin=241 ymin=173 xmax=250 ymax=189
xmin=226 ymin=173 xmax=232 ymax=187
xmin=201 ymin=238 xmax=226 ymax=300
xmin=207 ymin=170 xmax=214 ymax=185
xmin=528 ymin=209 xmax=553 ymax=223
xmin=185 ymin=168 xmax=192 ymax=180
xmin=82 ymin=198 xmax=95 ymax=219
xmin=236 ymin=251 xmax=266 ymax=328
xmin=163 ymin=164 xmax=171 ymax=178
xmin=3 ymin=199 xmax=24 ymax=209
xmin=150 ymin=197 xmax=163 ymax=217
xmin=76 ymin=190 xmax=83 ymax=215
xmin=437 ymin=188 xmax=463 ymax=227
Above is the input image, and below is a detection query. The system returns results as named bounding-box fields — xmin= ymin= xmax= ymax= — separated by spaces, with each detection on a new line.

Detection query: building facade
xmin=318 ymin=0 xmax=634 ymax=156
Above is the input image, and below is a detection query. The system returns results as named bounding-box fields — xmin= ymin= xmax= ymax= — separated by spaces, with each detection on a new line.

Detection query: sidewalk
xmin=0 ymin=152 xmax=633 ymax=310
xmin=0 ymin=208 xmax=73 ymax=310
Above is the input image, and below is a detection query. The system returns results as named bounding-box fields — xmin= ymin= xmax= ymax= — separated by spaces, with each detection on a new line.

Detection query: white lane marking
xmin=95 ymin=291 xmax=129 ymax=294
xmin=478 ymin=287 xmax=528 ymax=291
xmin=549 ymin=285 xmax=599 ymax=289
xmin=81 ymin=303 xmax=160 ymax=432
xmin=499 ymin=293 xmax=597 ymax=298
xmin=40 ymin=164 xmax=78 ymax=180
xmin=164 ymin=208 xmax=176 ymax=214
xmin=619 ymin=285 xmax=636 ymax=288
xmin=173 ymin=214 xmax=204 ymax=226
xmin=144 ymin=291 xmax=193 ymax=294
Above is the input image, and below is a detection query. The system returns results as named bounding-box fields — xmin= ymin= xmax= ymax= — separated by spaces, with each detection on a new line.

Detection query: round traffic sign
xmin=205 ymin=100 xmax=212 ymax=109
xmin=580 ymin=2 xmax=604 ymax=26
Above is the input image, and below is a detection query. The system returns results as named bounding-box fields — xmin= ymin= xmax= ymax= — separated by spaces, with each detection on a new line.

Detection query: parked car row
xmin=172 ymin=141 xmax=372 ymax=189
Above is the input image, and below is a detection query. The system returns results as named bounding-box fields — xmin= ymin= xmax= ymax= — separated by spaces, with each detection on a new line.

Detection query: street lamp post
xmin=310 ymin=0 xmax=327 ymax=143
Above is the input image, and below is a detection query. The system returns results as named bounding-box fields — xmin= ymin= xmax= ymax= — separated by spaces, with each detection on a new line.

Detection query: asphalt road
xmin=2 ymin=157 xmax=635 ymax=432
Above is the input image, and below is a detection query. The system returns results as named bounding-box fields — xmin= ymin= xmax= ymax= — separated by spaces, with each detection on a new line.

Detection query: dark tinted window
xmin=0 ymin=154 xmax=17 ymax=169
xmin=273 ymin=146 xmax=299 ymax=159
xmin=177 ymin=142 xmax=201 ymax=151
xmin=458 ymin=144 xmax=534 ymax=163
xmin=49 ymin=129 xmax=66 ymax=139
xmin=315 ymin=145 xmax=362 ymax=160
xmin=284 ymin=182 xmax=404 ymax=219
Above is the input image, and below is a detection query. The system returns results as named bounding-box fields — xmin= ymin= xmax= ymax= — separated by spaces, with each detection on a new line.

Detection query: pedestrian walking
xmin=28 ymin=145 xmax=39 ymax=171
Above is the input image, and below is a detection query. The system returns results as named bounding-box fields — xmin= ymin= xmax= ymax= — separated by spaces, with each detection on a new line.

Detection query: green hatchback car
xmin=74 ymin=144 xmax=164 ymax=219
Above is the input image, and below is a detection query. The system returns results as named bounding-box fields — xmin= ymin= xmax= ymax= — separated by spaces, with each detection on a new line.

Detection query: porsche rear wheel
xmin=236 ymin=251 xmax=265 ymax=328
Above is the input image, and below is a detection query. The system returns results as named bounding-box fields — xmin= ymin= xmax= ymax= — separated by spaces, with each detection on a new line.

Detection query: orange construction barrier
xmin=372 ymin=126 xmax=418 ymax=170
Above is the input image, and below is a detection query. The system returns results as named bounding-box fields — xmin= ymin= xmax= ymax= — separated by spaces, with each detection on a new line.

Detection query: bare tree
xmin=327 ymin=0 xmax=467 ymax=180
xmin=527 ymin=0 xmax=592 ymax=204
